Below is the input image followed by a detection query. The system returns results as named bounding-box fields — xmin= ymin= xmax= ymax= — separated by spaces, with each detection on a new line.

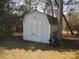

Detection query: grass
xmin=0 ymin=37 xmax=79 ymax=59
xmin=62 ymin=39 xmax=79 ymax=50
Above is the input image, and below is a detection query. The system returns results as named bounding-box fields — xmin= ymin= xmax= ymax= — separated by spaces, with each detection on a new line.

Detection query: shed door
xmin=30 ymin=21 xmax=41 ymax=42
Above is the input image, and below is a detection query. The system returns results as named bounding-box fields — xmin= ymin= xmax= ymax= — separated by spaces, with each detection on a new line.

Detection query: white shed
xmin=23 ymin=11 xmax=58 ymax=44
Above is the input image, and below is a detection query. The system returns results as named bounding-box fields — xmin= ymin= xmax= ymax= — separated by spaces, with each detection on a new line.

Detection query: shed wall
xmin=23 ymin=11 xmax=50 ymax=43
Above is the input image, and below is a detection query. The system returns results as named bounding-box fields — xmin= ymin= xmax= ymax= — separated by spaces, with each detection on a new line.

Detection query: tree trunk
xmin=57 ymin=0 xmax=63 ymax=40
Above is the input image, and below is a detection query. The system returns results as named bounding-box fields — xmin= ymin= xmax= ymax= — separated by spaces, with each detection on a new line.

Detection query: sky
xmin=11 ymin=0 xmax=25 ymax=6
xmin=11 ymin=0 xmax=79 ymax=15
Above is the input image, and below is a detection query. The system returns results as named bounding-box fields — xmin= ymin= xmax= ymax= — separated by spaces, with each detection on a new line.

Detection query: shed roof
xmin=46 ymin=15 xmax=58 ymax=25
xmin=23 ymin=11 xmax=58 ymax=25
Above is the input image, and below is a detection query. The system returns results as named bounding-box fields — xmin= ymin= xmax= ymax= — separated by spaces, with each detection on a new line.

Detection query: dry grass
xmin=0 ymin=48 xmax=78 ymax=59
xmin=0 ymin=39 xmax=79 ymax=59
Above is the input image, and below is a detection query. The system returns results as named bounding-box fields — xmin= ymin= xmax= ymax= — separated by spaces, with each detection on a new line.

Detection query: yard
xmin=0 ymin=37 xmax=79 ymax=59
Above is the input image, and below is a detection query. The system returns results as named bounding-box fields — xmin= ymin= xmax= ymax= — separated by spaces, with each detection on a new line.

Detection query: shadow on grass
xmin=62 ymin=39 xmax=79 ymax=50
xmin=0 ymin=37 xmax=79 ymax=52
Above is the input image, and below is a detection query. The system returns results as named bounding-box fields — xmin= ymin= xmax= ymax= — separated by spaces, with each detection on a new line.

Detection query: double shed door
xmin=29 ymin=21 xmax=41 ymax=42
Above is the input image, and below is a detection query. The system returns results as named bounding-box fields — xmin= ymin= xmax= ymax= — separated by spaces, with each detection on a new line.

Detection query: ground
xmin=0 ymin=37 xmax=79 ymax=59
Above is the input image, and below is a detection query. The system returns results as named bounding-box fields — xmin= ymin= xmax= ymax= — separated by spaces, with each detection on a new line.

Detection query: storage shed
xmin=23 ymin=11 xmax=58 ymax=43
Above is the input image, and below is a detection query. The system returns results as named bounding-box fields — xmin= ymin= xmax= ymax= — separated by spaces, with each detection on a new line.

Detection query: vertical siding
xmin=51 ymin=25 xmax=58 ymax=33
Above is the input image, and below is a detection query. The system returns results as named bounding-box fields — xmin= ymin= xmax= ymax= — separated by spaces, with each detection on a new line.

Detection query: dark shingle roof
xmin=46 ymin=15 xmax=58 ymax=25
